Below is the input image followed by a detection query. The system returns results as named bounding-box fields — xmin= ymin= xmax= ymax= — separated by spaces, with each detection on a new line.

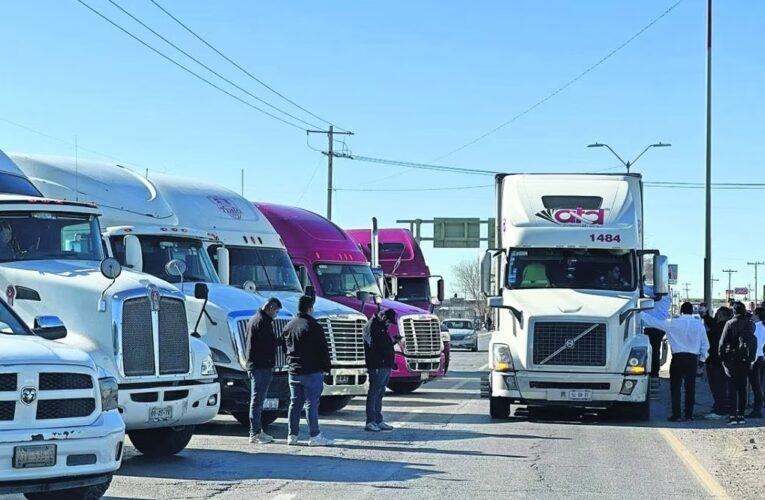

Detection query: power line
xmin=334 ymin=185 xmax=493 ymax=192
xmin=104 ymin=0 xmax=321 ymax=130
xmin=432 ymin=0 xmax=685 ymax=162
xmin=340 ymin=153 xmax=500 ymax=176
xmin=75 ymin=0 xmax=307 ymax=131
xmin=149 ymin=0 xmax=346 ymax=132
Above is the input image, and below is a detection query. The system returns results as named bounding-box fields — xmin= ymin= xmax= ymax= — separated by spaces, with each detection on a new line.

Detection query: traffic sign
xmin=668 ymin=264 xmax=678 ymax=285
xmin=734 ymin=287 xmax=749 ymax=295
xmin=433 ymin=218 xmax=481 ymax=248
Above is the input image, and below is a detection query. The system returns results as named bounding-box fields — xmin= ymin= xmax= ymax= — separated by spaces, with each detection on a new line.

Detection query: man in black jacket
xmin=244 ymin=297 xmax=282 ymax=444
xmin=719 ymin=302 xmax=758 ymax=425
xmin=702 ymin=306 xmax=731 ymax=419
xmin=283 ymin=295 xmax=334 ymax=446
xmin=363 ymin=308 xmax=398 ymax=432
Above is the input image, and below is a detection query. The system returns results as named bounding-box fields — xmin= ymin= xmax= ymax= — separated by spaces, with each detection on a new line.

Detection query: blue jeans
xmin=288 ymin=372 xmax=324 ymax=438
xmin=366 ymin=367 xmax=391 ymax=425
xmin=248 ymin=368 xmax=273 ymax=436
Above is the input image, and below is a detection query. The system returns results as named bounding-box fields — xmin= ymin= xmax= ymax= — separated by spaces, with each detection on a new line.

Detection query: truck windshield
xmin=506 ymin=248 xmax=636 ymax=291
xmin=391 ymin=277 xmax=431 ymax=303
xmin=213 ymin=246 xmax=303 ymax=292
xmin=0 ymin=301 xmax=31 ymax=335
xmin=314 ymin=263 xmax=381 ymax=297
xmin=110 ymin=235 xmax=218 ymax=284
xmin=0 ymin=212 xmax=103 ymax=263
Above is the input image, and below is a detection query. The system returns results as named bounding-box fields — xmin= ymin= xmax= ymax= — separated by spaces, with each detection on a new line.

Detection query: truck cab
xmin=256 ymin=203 xmax=446 ymax=394
xmin=481 ymin=173 xmax=668 ymax=420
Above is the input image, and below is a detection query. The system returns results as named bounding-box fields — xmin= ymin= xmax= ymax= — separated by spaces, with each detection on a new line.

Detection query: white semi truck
xmin=15 ymin=154 xmax=369 ymax=422
xmin=0 ymin=152 xmax=219 ymax=456
xmin=481 ymin=173 xmax=668 ymax=420
xmin=0 ymin=295 xmax=124 ymax=499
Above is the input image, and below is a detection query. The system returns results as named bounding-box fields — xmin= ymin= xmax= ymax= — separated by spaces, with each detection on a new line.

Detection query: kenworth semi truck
xmin=256 ymin=203 xmax=446 ymax=394
xmin=480 ymin=173 xmax=668 ymax=420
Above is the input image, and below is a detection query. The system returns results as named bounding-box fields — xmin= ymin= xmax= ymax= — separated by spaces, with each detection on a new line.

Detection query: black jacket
xmin=283 ymin=313 xmax=331 ymax=375
xmin=719 ymin=314 xmax=757 ymax=367
xmin=244 ymin=310 xmax=280 ymax=370
xmin=705 ymin=319 xmax=726 ymax=367
xmin=363 ymin=311 xmax=396 ymax=369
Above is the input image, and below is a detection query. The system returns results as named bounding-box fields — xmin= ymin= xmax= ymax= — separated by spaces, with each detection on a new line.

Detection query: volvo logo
xmin=564 ymin=339 xmax=576 ymax=349
xmin=20 ymin=387 xmax=37 ymax=405
xmin=148 ymin=285 xmax=161 ymax=312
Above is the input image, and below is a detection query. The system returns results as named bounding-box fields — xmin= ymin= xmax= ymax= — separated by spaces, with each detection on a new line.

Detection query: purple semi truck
xmin=256 ymin=203 xmax=446 ymax=394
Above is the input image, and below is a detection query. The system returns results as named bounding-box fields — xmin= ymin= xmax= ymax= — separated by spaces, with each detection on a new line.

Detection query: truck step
xmin=480 ymin=374 xmax=490 ymax=399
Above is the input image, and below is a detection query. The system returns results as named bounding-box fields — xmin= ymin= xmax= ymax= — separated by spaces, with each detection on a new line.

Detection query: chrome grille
xmin=39 ymin=373 xmax=93 ymax=391
xmin=36 ymin=398 xmax=95 ymax=420
xmin=122 ymin=297 xmax=155 ymax=376
xmin=318 ymin=317 xmax=366 ymax=364
xmin=401 ymin=317 xmax=442 ymax=357
xmin=236 ymin=317 xmax=288 ymax=371
xmin=158 ymin=297 xmax=190 ymax=375
xmin=532 ymin=322 xmax=607 ymax=367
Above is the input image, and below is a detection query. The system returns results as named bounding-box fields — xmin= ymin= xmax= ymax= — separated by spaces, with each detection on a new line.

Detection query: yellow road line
xmin=657 ymin=428 xmax=730 ymax=499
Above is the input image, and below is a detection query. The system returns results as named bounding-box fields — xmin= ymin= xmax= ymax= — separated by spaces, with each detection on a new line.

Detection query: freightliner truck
xmin=481 ymin=173 xmax=668 ymax=420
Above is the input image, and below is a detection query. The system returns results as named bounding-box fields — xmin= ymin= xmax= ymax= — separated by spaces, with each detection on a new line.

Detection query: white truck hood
xmin=505 ymin=288 xmax=633 ymax=320
xmin=0 ymin=335 xmax=95 ymax=369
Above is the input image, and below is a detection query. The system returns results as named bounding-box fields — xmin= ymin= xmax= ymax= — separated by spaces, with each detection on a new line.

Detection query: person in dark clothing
xmin=719 ymin=302 xmax=758 ymax=425
xmin=363 ymin=308 xmax=398 ymax=432
xmin=244 ymin=297 xmax=282 ymax=444
xmin=703 ymin=306 xmax=731 ymax=419
xmin=283 ymin=295 xmax=334 ymax=446
xmin=747 ymin=307 xmax=765 ymax=418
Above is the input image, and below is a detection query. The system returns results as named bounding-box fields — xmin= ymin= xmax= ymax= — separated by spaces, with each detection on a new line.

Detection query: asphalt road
xmin=5 ymin=334 xmax=730 ymax=499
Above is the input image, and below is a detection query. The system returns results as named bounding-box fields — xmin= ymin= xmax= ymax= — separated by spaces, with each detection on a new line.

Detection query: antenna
xmin=74 ymin=135 xmax=79 ymax=202
xmin=241 ymin=168 xmax=244 ymax=196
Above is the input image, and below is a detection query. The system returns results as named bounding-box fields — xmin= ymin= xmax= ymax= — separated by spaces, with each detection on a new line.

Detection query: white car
xmin=442 ymin=319 xmax=478 ymax=352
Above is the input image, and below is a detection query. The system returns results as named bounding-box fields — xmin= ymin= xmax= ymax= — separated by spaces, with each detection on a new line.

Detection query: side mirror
xmin=481 ymin=252 xmax=492 ymax=296
xmin=356 ymin=291 xmax=371 ymax=303
xmin=298 ymin=266 xmax=308 ymax=289
xmin=33 ymin=316 xmax=67 ymax=341
xmin=194 ymin=283 xmax=209 ymax=300
xmin=436 ymin=278 xmax=445 ymax=303
xmin=243 ymin=280 xmax=258 ymax=293
xmin=165 ymin=259 xmax=187 ymax=278
xmin=99 ymin=258 xmax=122 ymax=280
xmin=305 ymin=285 xmax=316 ymax=298
xmin=216 ymin=246 xmax=230 ymax=285
xmin=390 ymin=276 xmax=399 ymax=299
xmin=653 ymin=254 xmax=670 ymax=297
xmin=124 ymin=234 xmax=143 ymax=272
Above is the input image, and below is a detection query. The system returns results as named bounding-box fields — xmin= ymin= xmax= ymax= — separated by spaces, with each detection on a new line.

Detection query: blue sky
xmin=1 ymin=0 xmax=762 ymax=300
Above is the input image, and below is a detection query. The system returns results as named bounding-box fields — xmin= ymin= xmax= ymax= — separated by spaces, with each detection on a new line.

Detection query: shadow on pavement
xmin=346 ymin=399 xmax=461 ymax=408
xmin=117 ymin=450 xmax=440 ymax=483
xmin=336 ymin=442 xmax=527 ymax=460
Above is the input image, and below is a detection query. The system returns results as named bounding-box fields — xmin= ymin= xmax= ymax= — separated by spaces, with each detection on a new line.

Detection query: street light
xmin=587 ymin=142 xmax=671 ymax=174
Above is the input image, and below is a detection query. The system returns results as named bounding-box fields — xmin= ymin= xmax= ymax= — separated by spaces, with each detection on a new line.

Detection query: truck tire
xmin=24 ymin=476 xmax=112 ymax=500
xmin=634 ymin=393 xmax=651 ymax=421
xmin=387 ymin=381 xmax=422 ymax=394
xmin=489 ymin=396 xmax=511 ymax=419
xmin=231 ymin=411 xmax=280 ymax=428
xmin=128 ymin=426 xmax=194 ymax=457
xmin=319 ymin=395 xmax=353 ymax=414
xmin=471 ymin=341 xmax=479 ymax=352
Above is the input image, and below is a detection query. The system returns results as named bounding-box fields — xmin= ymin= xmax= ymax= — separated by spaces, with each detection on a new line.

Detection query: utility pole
xmin=747 ymin=261 xmax=764 ymax=304
xmin=307 ymin=126 xmax=354 ymax=221
xmin=722 ymin=269 xmax=737 ymax=301
xmin=682 ymin=282 xmax=691 ymax=301
xmin=703 ymin=0 xmax=713 ymax=307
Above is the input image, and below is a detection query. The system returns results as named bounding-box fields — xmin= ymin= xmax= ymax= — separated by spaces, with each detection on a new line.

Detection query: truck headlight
xmin=624 ymin=347 xmax=648 ymax=375
xmin=99 ymin=377 xmax=119 ymax=411
xmin=492 ymin=343 xmax=513 ymax=372
xmin=201 ymin=354 xmax=217 ymax=377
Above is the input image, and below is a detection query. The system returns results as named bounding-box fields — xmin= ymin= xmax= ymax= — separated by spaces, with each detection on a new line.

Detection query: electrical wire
xmin=149 ymin=0 xmax=347 ymax=132
xmin=334 ymin=185 xmax=493 ymax=192
xmin=432 ymin=0 xmax=686 ymax=162
xmin=341 ymin=154 xmax=500 ymax=176
xmin=75 ymin=0 xmax=308 ymax=131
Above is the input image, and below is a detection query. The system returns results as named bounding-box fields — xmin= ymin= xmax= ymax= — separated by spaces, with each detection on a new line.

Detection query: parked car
xmin=442 ymin=319 xmax=478 ymax=352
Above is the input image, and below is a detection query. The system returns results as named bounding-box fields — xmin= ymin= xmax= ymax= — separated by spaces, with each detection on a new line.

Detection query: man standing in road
xmin=702 ymin=306 xmax=732 ymax=420
xmin=363 ymin=308 xmax=398 ymax=432
xmin=244 ymin=297 xmax=282 ymax=444
xmin=666 ymin=302 xmax=709 ymax=422
xmin=719 ymin=301 xmax=757 ymax=425
xmin=283 ymin=295 xmax=334 ymax=446
xmin=746 ymin=307 xmax=765 ymax=419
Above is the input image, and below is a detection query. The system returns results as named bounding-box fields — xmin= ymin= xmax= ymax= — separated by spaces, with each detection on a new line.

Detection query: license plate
xmin=568 ymin=389 xmax=592 ymax=401
xmin=335 ymin=375 xmax=351 ymax=385
xmin=420 ymin=372 xmax=430 ymax=381
xmin=263 ymin=398 xmax=279 ymax=410
xmin=13 ymin=444 xmax=56 ymax=469
xmin=149 ymin=405 xmax=173 ymax=422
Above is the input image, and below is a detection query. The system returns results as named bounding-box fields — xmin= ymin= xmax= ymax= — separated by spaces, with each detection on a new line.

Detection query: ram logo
xmin=535 ymin=208 xmax=606 ymax=226
xmin=20 ymin=387 xmax=37 ymax=406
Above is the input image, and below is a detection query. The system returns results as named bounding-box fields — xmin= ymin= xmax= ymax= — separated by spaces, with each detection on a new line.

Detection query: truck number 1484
xmin=589 ymin=234 xmax=621 ymax=243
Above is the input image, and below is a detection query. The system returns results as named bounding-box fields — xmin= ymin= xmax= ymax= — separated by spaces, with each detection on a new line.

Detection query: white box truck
xmin=481 ymin=173 xmax=668 ymax=420
xmin=0 ymin=296 xmax=124 ymax=499
xmin=0 ymin=152 xmax=219 ymax=456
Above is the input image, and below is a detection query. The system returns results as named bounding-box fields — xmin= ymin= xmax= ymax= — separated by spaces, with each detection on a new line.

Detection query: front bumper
xmin=489 ymin=370 xmax=649 ymax=406
xmin=218 ymin=368 xmax=290 ymax=414
xmin=391 ymin=352 xmax=446 ymax=383
xmin=323 ymin=367 xmax=368 ymax=396
xmin=450 ymin=336 xmax=477 ymax=349
xmin=119 ymin=381 xmax=220 ymax=430
xmin=0 ymin=410 xmax=124 ymax=488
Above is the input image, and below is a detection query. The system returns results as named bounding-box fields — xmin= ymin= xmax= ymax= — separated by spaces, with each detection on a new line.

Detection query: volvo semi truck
xmin=0 ymin=153 xmax=220 ymax=455
xmin=481 ymin=173 xmax=668 ymax=420
xmin=256 ymin=203 xmax=446 ymax=394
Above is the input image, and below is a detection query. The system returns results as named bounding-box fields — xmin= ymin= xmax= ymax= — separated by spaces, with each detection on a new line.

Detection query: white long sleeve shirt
xmin=667 ymin=314 xmax=710 ymax=361
xmin=754 ymin=322 xmax=765 ymax=359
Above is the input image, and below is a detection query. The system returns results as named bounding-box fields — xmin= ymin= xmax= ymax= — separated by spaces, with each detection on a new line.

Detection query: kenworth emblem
xmin=148 ymin=285 xmax=161 ymax=312
xmin=535 ymin=208 xmax=606 ymax=226
xmin=20 ymin=387 xmax=37 ymax=405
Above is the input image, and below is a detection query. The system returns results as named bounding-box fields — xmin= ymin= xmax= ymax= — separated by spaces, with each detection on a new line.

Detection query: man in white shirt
xmin=666 ymin=302 xmax=710 ymax=421
xmin=748 ymin=307 xmax=765 ymax=418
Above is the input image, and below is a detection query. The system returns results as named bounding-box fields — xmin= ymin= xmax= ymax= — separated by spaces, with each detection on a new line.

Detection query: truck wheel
xmin=319 ymin=395 xmax=353 ymax=414
xmin=24 ymin=476 xmax=112 ymax=500
xmin=129 ymin=426 xmax=195 ymax=457
xmin=489 ymin=396 xmax=511 ymax=419
xmin=387 ymin=381 xmax=422 ymax=394
xmin=634 ymin=393 xmax=651 ymax=421
xmin=471 ymin=342 xmax=479 ymax=352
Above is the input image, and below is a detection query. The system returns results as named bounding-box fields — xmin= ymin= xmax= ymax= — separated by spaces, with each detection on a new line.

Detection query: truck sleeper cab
xmin=482 ymin=173 xmax=668 ymax=420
